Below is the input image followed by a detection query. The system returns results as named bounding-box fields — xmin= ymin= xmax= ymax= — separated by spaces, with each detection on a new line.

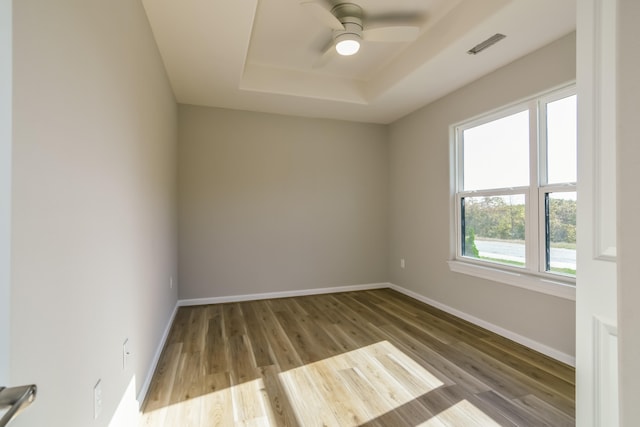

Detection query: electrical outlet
xmin=170 ymin=276 xmax=173 ymax=289
xmin=94 ymin=380 xmax=102 ymax=420
xmin=123 ymin=338 xmax=130 ymax=370
xmin=400 ymin=258 xmax=405 ymax=269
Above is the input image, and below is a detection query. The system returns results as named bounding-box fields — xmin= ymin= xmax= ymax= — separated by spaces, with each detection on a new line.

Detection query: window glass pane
xmin=546 ymin=192 xmax=577 ymax=276
xmin=546 ymin=95 xmax=577 ymax=184
xmin=462 ymin=194 xmax=526 ymax=268
xmin=462 ymin=110 xmax=529 ymax=191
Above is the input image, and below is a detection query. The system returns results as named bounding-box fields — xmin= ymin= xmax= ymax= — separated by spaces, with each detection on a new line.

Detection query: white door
xmin=576 ymin=0 xmax=619 ymax=425
xmin=615 ymin=1 xmax=640 ymax=424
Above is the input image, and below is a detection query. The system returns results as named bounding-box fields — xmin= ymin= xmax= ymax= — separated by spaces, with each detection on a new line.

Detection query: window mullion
xmin=456 ymin=127 xmax=465 ymax=192
xmin=455 ymin=193 xmax=463 ymax=259
xmin=526 ymin=101 xmax=540 ymax=274
xmin=454 ymin=129 xmax=464 ymax=260
xmin=537 ymin=99 xmax=549 ymax=274
xmin=539 ymin=188 xmax=549 ymax=273
xmin=457 ymin=187 xmax=529 ymax=198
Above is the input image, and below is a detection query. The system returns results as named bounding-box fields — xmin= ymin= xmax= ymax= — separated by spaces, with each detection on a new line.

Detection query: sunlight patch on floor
xmin=428 ymin=399 xmax=502 ymax=426
xmin=141 ymin=377 xmax=272 ymax=426
xmin=278 ymin=340 xmax=445 ymax=426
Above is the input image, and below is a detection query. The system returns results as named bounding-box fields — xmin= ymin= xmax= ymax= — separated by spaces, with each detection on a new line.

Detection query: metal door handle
xmin=0 ymin=385 xmax=37 ymax=427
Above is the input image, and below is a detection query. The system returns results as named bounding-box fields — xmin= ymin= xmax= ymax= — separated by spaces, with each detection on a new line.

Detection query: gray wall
xmin=0 ymin=0 xmax=11 ymax=385
xmin=388 ymin=32 xmax=577 ymax=357
xmin=11 ymin=0 xmax=178 ymax=426
xmin=178 ymin=105 xmax=389 ymax=299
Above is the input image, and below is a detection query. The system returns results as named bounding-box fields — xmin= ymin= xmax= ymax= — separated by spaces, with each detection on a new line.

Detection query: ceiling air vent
xmin=467 ymin=33 xmax=506 ymax=55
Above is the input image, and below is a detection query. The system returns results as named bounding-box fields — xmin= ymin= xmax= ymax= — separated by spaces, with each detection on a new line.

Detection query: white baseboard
xmin=178 ymin=282 xmax=389 ymax=307
xmin=387 ymin=283 xmax=576 ymax=367
xmin=137 ymin=301 xmax=180 ymax=406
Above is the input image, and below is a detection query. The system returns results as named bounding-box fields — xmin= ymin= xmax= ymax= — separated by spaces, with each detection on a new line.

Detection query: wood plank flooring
xmin=140 ymin=289 xmax=575 ymax=426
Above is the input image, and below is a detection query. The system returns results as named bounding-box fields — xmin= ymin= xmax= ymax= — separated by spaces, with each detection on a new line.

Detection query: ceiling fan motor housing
xmin=331 ymin=3 xmax=363 ymax=41
xmin=333 ymin=19 xmax=363 ymax=42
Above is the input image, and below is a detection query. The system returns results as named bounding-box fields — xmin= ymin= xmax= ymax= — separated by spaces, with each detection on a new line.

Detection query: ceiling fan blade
xmin=312 ymin=43 xmax=337 ymax=68
xmin=362 ymin=25 xmax=420 ymax=42
xmin=300 ymin=0 xmax=345 ymax=30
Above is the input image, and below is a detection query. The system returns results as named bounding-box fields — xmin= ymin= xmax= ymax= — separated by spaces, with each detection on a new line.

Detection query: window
xmin=450 ymin=85 xmax=576 ymax=298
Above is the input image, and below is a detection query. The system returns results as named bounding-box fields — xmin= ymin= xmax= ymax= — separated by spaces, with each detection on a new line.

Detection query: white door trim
xmin=576 ymin=0 xmax=619 ymax=425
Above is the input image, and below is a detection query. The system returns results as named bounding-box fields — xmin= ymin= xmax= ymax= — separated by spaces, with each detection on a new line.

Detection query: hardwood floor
xmin=140 ymin=289 xmax=575 ymax=426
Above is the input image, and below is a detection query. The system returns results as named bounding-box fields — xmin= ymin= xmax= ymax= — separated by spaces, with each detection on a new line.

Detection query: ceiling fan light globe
xmin=336 ymin=39 xmax=360 ymax=56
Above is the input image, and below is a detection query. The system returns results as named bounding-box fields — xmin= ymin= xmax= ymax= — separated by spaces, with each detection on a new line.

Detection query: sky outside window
xmin=546 ymin=95 xmax=577 ymax=184
xmin=462 ymin=110 xmax=529 ymax=191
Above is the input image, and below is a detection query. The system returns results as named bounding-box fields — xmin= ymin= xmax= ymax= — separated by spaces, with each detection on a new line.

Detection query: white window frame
xmin=448 ymin=84 xmax=577 ymax=301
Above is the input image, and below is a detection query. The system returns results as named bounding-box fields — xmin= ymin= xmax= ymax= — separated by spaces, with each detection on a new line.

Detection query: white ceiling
xmin=141 ymin=0 xmax=576 ymax=124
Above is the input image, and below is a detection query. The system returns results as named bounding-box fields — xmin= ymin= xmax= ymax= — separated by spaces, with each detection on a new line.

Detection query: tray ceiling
xmin=142 ymin=0 xmax=576 ymax=124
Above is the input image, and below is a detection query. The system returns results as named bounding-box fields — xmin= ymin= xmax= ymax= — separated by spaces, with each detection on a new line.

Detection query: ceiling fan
xmin=301 ymin=1 xmax=422 ymax=67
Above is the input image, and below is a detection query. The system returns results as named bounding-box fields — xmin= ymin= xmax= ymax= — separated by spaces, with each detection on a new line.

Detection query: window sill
xmin=447 ymin=260 xmax=576 ymax=301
